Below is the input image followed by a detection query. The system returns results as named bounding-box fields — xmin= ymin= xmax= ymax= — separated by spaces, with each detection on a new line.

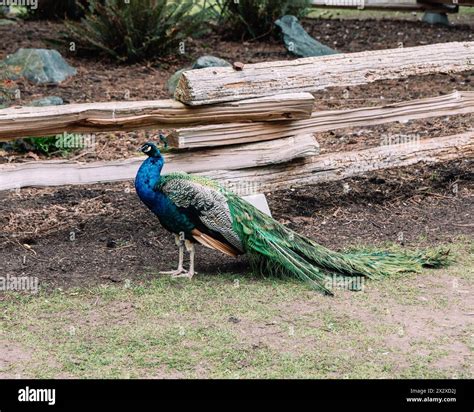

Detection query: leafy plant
xmin=64 ymin=0 xmax=207 ymax=62
xmin=2 ymin=136 xmax=81 ymax=156
xmin=206 ymin=0 xmax=310 ymax=40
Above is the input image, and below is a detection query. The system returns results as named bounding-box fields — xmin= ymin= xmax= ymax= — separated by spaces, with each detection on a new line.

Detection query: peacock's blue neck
xmin=135 ymin=156 xmax=165 ymax=209
xmin=135 ymin=154 xmax=195 ymax=235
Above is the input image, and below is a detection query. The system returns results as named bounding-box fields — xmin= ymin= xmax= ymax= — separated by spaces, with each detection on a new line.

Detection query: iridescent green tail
xmin=226 ymin=192 xmax=450 ymax=294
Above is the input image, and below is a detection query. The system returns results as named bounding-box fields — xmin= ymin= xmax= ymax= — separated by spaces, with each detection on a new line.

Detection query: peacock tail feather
xmin=224 ymin=190 xmax=450 ymax=294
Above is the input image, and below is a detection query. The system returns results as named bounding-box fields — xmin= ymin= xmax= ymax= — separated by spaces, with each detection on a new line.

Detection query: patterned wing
xmin=158 ymin=174 xmax=243 ymax=252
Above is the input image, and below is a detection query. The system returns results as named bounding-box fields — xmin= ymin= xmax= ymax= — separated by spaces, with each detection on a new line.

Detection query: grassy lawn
xmin=0 ymin=238 xmax=472 ymax=379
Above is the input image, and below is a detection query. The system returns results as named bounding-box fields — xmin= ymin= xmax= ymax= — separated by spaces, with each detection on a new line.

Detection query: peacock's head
xmin=139 ymin=142 xmax=161 ymax=158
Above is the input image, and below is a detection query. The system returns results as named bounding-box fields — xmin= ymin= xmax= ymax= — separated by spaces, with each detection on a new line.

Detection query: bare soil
xmin=0 ymin=159 xmax=471 ymax=289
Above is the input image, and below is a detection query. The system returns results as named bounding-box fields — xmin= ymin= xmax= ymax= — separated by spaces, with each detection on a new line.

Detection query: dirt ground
xmin=0 ymin=159 xmax=472 ymax=289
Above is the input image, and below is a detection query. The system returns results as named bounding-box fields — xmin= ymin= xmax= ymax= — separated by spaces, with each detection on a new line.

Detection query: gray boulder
xmin=275 ymin=15 xmax=337 ymax=58
xmin=168 ymin=55 xmax=231 ymax=96
xmin=4 ymin=48 xmax=77 ymax=85
xmin=167 ymin=68 xmax=190 ymax=96
xmin=0 ymin=19 xmax=16 ymax=26
xmin=192 ymin=55 xmax=232 ymax=70
xmin=422 ymin=12 xmax=449 ymax=26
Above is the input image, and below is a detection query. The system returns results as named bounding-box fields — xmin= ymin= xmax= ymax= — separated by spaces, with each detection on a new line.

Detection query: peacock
xmin=135 ymin=141 xmax=450 ymax=294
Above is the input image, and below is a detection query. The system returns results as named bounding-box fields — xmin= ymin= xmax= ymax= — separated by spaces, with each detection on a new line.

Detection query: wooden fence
xmin=0 ymin=41 xmax=473 ymax=194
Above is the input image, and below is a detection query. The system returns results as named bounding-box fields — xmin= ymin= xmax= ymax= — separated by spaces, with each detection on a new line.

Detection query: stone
xmin=3 ymin=48 xmax=77 ymax=85
xmin=275 ymin=15 xmax=338 ymax=58
xmin=167 ymin=68 xmax=190 ymax=96
xmin=422 ymin=12 xmax=449 ymax=26
xmin=168 ymin=55 xmax=231 ymax=96
xmin=0 ymin=19 xmax=16 ymax=26
xmin=191 ymin=55 xmax=231 ymax=70
xmin=29 ymin=96 xmax=64 ymax=107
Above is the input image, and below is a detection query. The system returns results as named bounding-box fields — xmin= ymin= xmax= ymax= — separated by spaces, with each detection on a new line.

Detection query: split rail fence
xmin=0 ymin=41 xmax=473 ymax=195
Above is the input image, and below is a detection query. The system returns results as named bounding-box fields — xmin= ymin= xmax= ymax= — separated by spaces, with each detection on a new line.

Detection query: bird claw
xmin=159 ymin=268 xmax=185 ymax=276
xmin=171 ymin=271 xmax=196 ymax=279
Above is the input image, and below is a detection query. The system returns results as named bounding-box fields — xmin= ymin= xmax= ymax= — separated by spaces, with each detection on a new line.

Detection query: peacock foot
xmin=159 ymin=268 xmax=186 ymax=276
xmin=171 ymin=271 xmax=196 ymax=279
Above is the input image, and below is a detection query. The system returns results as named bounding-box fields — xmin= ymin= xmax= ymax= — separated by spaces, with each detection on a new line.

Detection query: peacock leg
xmin=159 ymin=234 xmax=185 ymax=276
xmin=172 ymin=240 xmax=196 ymax=279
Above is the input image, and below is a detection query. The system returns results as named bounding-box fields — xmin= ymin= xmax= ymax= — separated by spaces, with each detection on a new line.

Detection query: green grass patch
xmin=0 ymin=239 xmax=472 ymax=378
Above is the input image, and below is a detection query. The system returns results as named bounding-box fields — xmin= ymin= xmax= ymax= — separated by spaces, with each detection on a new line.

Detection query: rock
xmin=3 ymin=48 xmax=77 ymax=85
xmin=0 ymin=19 xmax=16 ymax=26
xmin=168 ymin=55 xmax=231 ymax=96
xmin=275 ymin=15 xmax=337 ymax=58
xmin=29 ymin=96 xmax=64 ymax=107
xmin=191 ymin=55 xmax=231 ymax=70
xmin=167 ymin=68 xmax=190 ymax=96
xmin=106 ymin=239 xmax=117 ymax=249
xmin=422 ymin=12 xmax=449 ymax=26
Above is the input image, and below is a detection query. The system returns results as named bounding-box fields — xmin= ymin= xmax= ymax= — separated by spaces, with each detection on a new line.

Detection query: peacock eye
xmin=144 ymin=146 xmax=151 ymax=153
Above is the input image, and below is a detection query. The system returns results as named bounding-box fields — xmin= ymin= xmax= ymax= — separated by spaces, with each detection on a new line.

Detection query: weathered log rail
xmin=169 ymin=91 xmax=474 ymax=148
xmin=0 ymin=135 xmax=318 ymax=191
xmin=174 ymin=42 xmax=474 ymax=105
xmin=198 ymin=132 xmax=474 ymax=194
xmin=309 ymin=0 xmax=466 ymax=12
xmin=0 ymin=93 xmax=314 ymax=141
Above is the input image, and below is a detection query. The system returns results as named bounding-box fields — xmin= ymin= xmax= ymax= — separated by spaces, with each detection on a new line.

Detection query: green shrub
xmin=2 ymin=136 xmax=81 ymax=156
xmin=208 ymin=0 xmax=310 ymax=40
xmin=24 ymin=137 xmax=64 ymax=155
xmin=64 ymin=0 xmax=207 ymax=62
